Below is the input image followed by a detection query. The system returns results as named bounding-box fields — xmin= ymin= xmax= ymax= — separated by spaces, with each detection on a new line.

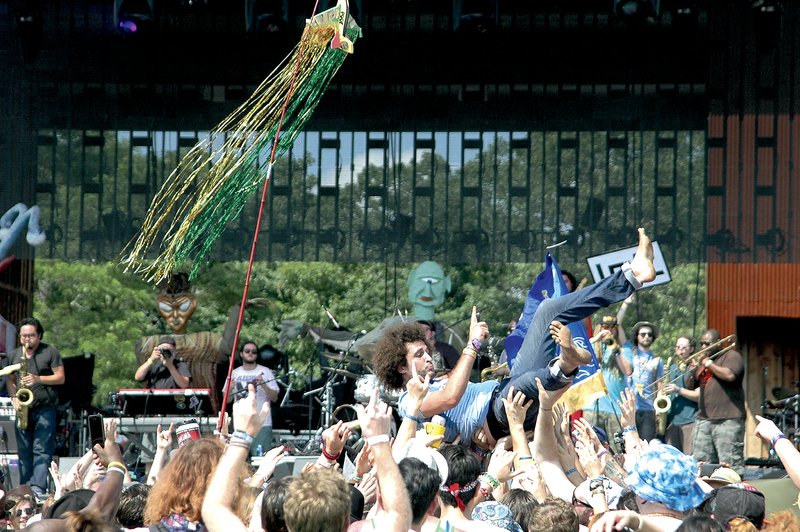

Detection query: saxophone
xmin=15 ymin=356 xmax=34 ymax=430
xmin=654 ymin=356 xmax=673 ymax=436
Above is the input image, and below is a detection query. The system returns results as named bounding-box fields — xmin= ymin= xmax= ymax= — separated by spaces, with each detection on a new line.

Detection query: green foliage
xmin=32 ymin=259 xmax=705 ymax=407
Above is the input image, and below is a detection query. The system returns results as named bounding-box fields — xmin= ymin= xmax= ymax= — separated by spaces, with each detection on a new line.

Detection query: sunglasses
xmin=638 ymin=332 xmax=654 ymax=338
xmin=700 ymin=341 xmax=712 ymax=346
xmin=242 ymin=348 xmax=258 ymax=354
xmin=16 ymin=507 xmax=36 ymax=517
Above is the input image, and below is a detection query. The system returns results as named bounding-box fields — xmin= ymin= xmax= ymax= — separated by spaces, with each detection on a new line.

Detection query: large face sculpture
xmin=407 ymin=261 xmax=451 ymax=320
xmin=156 ymin=273 xmax=197 ymax=334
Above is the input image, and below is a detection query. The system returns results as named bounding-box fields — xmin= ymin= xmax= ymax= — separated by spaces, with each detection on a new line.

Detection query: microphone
xmin=324 ymin=307 xmax=340 ymax=329
xmin=280 ymin=379 xmax=293 ymax=407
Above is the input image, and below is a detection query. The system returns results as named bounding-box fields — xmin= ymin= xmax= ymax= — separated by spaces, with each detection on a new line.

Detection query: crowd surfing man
xmin=373 ymin=228 xmax=657 ymax=449
xmin=7 ymin=317 xmax=65 ymax=499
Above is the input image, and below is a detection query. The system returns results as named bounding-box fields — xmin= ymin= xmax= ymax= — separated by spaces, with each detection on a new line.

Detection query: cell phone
xmin=88 ymin=414 xmax=105 ymax=448
xmin=569 ymin=409 xmax=584 ymax=434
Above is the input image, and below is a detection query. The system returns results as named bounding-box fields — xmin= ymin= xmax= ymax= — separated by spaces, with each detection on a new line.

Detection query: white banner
xmin=586 ymin=241 xmax=671 ymax=288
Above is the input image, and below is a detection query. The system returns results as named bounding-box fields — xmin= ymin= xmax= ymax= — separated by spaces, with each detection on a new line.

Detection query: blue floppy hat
xmin=626 ymin=443 xmax=707 ymax=512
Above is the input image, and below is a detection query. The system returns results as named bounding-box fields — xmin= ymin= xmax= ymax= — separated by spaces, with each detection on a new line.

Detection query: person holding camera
xmin=134 ymin=336 xmax=191 ymax=389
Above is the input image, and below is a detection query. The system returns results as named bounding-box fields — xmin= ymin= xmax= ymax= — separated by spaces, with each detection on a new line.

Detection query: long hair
xmin=144 ymin=436 xmax=248 ymax=524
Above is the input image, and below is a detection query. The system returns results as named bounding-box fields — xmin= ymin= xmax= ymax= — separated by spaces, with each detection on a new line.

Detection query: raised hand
xmin=469 ymin=306 xmax=489 ymax=344
xmin=156 ymin=422 xmax=174 ymax=451
xmin=501 ymin=386 xmax=534 ymax=429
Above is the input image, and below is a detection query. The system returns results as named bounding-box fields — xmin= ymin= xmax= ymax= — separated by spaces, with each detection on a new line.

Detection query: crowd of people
xmin=0 ymin=228 xmax=798 ymax=531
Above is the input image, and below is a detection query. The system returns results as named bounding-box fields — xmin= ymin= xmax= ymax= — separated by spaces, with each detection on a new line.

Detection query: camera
xmin=160 ymin=347 xmax=173 ymax=359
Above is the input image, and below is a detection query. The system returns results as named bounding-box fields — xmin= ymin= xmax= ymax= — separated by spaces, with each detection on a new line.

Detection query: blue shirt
xmin=398 ymin=379 xmax=498 ymax=442
xmin=593 ymin=343 xmax=632 ymax=413
xmin=625 ymin=344 xmax=663 ymax=412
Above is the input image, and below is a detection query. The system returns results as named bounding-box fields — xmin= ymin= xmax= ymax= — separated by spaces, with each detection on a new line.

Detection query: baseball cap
xmin=700 ymin=484 xmax=765 ymax=529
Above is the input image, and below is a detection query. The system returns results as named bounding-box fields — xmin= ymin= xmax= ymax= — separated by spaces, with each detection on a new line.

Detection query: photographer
xmin=134 ymin=336 xmax=191 ymax=389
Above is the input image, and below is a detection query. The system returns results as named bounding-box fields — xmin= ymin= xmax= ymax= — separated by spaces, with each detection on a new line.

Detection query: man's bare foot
xmin=550 ymin=321 xmax=591 ymax=369
xmin=630 ymin=227 xmax=656 ymax=284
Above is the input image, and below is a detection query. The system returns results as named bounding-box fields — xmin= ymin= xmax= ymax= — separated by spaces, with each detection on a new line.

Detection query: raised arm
xmin=532 ymin=378 xmax=576 ymax=502
xmin=419 ymin=306 xmax=487 ymax=416
xmin=202 ymin=383 xmax=269 ymax=532
xmin=755 ymin=415 xmax=800 ymax=489
xmin=357 ymin=388 xmax=412 ymax=532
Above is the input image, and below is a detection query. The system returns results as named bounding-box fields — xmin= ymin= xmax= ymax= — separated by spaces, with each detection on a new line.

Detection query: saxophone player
xmin=661 ymin=336 xmax=699 ymax=454
xmin=7 ymin=318 xmax=65 ymax=500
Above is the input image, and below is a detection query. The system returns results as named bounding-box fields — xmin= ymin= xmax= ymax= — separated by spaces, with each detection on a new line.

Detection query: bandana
xmin=440 ymin=480 xmax=478 ymax=511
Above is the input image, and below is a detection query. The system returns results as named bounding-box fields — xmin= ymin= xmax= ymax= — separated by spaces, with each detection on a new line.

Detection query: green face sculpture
xmin=407 ymin=261 xmax=451 ymax=320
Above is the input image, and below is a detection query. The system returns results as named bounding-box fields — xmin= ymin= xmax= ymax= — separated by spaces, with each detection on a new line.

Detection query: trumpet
xmin=641 ymin=334 xmax=737 ymax=400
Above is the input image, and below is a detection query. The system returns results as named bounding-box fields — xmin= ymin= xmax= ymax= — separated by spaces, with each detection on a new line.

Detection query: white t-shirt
xmin=223 ymin=364 xmax=279 ymax=426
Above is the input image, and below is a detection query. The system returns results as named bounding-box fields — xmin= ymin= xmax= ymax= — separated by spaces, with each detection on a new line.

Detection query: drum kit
xmin=760 ymin=380 xmax=800 ymax=450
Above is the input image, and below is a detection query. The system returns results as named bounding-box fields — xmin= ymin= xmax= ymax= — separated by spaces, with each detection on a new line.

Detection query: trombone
xmin=641 ymin=334 xmax=736 ymax=400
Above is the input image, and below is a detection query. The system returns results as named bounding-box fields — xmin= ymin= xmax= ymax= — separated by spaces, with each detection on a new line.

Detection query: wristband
xmin=107 ymin=461 xmax=127 ymax=471
xmin=321 ymin=447 xmax=340 ymax=461
xmin=229 ymin=440 xmax=250 ymax=450
xmin=107 ymin=466 xmax=126 ymax=477
xmin=770 ymin=433 xmax=787 ymax=447
xmin=470 ymin=338 xmax=482 ymax=351
xmin=479 ymin=486 xmax=493 ymax=499
xmin=623 ymin=426 xmax=638 ymax=433
xmin=315 ymin=455 xmax=336 ymax=468
xmin=231 ymin=431 xmax=254 ymax=444
xmin=564 ymin=467 xmax=578 ymax=476
xmin=462 ymin=347 xmax=478 ymax=358
xmin=350 ymin=475 xmax=363 ymax=483
xmin=480 ymin=473 xmax=501 ymax=490
xmin=366 ymin=434 xmax=391 ymax=447
xmin=517 ymin=455 xmax=534 ymax=462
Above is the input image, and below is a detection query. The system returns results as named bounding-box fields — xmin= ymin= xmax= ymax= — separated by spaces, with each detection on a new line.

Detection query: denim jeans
xmin=16 ymin=406 xmax=57 ymax=493
xmin=491 ymin=269 xmax=636 ymax=433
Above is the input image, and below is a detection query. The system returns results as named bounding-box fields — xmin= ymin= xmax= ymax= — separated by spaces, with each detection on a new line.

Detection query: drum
xmin=354 ymin=374 xmax=401 ymax=406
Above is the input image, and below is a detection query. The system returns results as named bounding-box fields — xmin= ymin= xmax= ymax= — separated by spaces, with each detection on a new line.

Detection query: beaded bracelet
xmin=231 ymin=430 xmax=254 ymax=444
xmin=622 ymin=426 xmax=638 ymax=433
xmin=478 ymin=485 xmax=492 ymax=499
xmin=462 ymin=347 xmax=478 ymax=358
xmin=770 ymin=433 xmax=787 ymax=447
xmin=350 ymin=475 xmax=363 ymax=484
xmin=321 ymin=447 xmax=340 ymax=461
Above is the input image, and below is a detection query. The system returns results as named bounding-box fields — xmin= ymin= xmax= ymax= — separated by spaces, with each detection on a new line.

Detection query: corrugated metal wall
xmin=706 ymin=5 xmax=800 ymax=265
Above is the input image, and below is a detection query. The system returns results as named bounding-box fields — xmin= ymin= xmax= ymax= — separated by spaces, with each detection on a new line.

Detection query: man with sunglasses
xmin=223 ymin=340 xmax=279 ymax=454
xmin=684 ymin=328 xmax=745 ymax=474
xmin=623 ymin=321 xmax=663 ymax=441
xmin=134 ymin=335 xmax=191 ymax=389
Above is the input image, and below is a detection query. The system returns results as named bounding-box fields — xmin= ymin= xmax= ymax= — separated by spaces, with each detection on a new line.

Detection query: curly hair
xmin=144 ymin=436 xmax=248 ymax=525
xmin=371 ymin=322 xmax=433 ymax=391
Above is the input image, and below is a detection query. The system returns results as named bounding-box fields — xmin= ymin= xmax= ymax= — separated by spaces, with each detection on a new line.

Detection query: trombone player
xmin=661 ymin=336 xmax=699 ymax=454
xmin=683 ymin=328 xmax=745 ymax=474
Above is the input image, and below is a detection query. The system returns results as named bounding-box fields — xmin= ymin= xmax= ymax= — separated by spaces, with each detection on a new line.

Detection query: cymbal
xmin=321 ymin=366 xmax=361 ymax=380
xmin=772 ymin=387 xmax=796 ymax=400
xmin=323 ymin=352 xmax=362 ymax=364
